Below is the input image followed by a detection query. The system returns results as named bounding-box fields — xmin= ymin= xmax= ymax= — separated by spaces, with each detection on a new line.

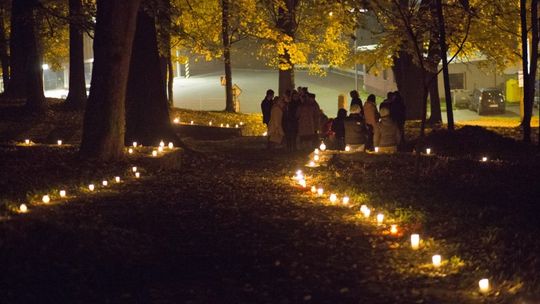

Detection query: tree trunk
xmin=125 ymin=8 xmax=179 ymax=146
xmin=436 ymin=0 xmax=455 ymax=130
xmin=167 ymin=56 xmax=174 ymax=105
xmin=530 ymin=0 xmax=538 ymax=146
xmin=520 ymin=0 xmax=532 ymax=142
xmin=221 ymin=0 xmax=235 ymax=112
xmin=0 ymin=6 xmax=10 ymax=90
xmin=279 ymin=67 xmax=294 ymax=96
xmin=392 ymin=52 xmax=424 ymax=120
xmin=276 ymin=0 xmax=298 ymax=96
xmin=80 ymin=0 xmax=141 ymax=161
xmin=5 ymin=0 xmax=46 ymax=112
xmin=157 ymin=0 xmax=173 ymax=105
xmin=428 ymin=72 xmax=442 ymax=124
xmin=65 ymin=0 xmax=87 ymax=109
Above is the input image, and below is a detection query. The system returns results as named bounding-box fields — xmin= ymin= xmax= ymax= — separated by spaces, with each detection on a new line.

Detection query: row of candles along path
xmin=305 ymin=142 xmax=491 ymax=168
xmin=173 ymin=117 xmax=244 ymax=129
xmin=16 ymin=138 xmax=178 ymax=214
xmin=294 ymin=150 xmax=493 ymax=295
xmin=17 ymin=165 xmax=143 ymax=214
xmin=20 ymin=139 xmax=177 ymax=158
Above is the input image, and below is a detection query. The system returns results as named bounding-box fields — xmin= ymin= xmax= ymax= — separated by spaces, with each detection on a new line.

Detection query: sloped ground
xmin=0 ymin=137 xmax=484 ymax=304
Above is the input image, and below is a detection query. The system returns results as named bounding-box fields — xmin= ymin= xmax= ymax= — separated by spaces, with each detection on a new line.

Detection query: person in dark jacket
xmin=349 ymin=90 xmax=364 ymax=115
xmin=283 ymin=90 xmax=300 ymax=151
xmin=343 ymin=104 xmax=367 ymax=151
xmin=331 ymin=108 xmax=348 ymax=150
xmin=390 ymin=91 xmax=406 ymax=145
xmin=261 ymin=89 xmax=274 ymax=126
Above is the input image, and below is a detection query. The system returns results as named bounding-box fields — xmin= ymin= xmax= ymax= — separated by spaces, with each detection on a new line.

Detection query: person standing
xmin=297 ymin=93 xmax=320 ymax=150
xmin=349 ymin=90 xmax=364 ymax=115
xmin=363 ymin=94 xmax=379 ymax=151
xmin=283 ymin=90 xmax=300 ymax=151
xmin=268 ymin=96 xmax=285 ymax=148
xmin=331 ymin=108 xmax=348 ymax=150
xmin=261 ymin=89 xmax=274 ymax=126
xmin=390 ymin=91 xmax=406 ymax=146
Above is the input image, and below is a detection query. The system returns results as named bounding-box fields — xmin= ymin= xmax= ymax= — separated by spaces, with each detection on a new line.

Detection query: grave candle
xmin=88 ymin=184 xmax=95 ymax=191
xmin=135 ymin=172 xmax=140 ymax=178
xmin=426 ymin=148 xmax=431 ymax=155
xmin=320 ymin=142 xmax=326 ymax=151
xmin=132 ymin=166 xmax=138 ymax=172
xmin=345 ymin=145 xmax=351 ymax=152
xmin=115 ymin=176 xmax=121 ymax=183
xmin=390 ymin=224 xmax=398 ymax=235
xmin=376 ymin=213 xmax=384 ymax=225
xmin=342 ymin=196 xmax=350 ymax=205
xmin=317 ymin=188 xmax=324 ymax=196
xmin=152 ymin=150 xmax=158 ymax=157
xmin=19 ymin=204 xmax=28 ymax=213
xmin=59 ymin=190 xmax=66 ymax=198
xmin=102 ymin=180 xmax=108 ymax=186
xmin=57 ymin=140 xmax=63 ymax=146
xmin=42 ymin=195 xmax=50 ymax=203
xmin=479 ymin=279 xmax=490 ymax=293
xmin=432 ymin=255 xmax=441 ymax=267
xmin=374 ymin=147 xmax=379 ymax=153
xmin=168 ymin=142 xmax=174 ymax=149
xmin=329 ymin=194 xmax=337 ymax=203
xmin=411 ymin=234 xmax=420 ymax=250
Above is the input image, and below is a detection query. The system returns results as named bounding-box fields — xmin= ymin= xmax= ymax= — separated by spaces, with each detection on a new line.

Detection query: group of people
xmin=261 ymin=88 xmax=406 ymax=153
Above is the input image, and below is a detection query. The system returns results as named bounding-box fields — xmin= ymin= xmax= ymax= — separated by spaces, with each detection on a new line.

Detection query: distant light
xmin=42 ymin=195 xmax=50 ymax=204
xmin=328 ymin=11 xmax=333 ymax=16
xmin=128 ymin=148 xmax=133 ymax=154
xmin=115 ymin=176 xmax=121 ymax=183
xmin=374 ymin=147 xmax=379 ymax=153
xmin=42 ymin=64 xmax=50 ymax=70
xmin=88 ymin=184 xmax=95 ymax=191
xmin=102 ymin=180 xmax=108 ymax=187
xmin=426 ymin=148 xmax=431 ymax=155
xmin=190 ymin=121 xmax=194 ymax=125
xmin=132 ymin=166 xmax=138 ymax=172
xmin=25 ymin=139 xmax=31 ymax=145
xmin=133 ymin=142 xmax=138 ymax=148
xmin=481 ymin=156 xmax=488 ymax=162
xmin=345 ymin=145 xmax=351 ymax=152
xmin=59 ymin=190 xmax=66 ymax=198
xmin=135 ymin=172 xmax=140 ymax=178
xmin=57 ymin=140 xmax=62 ymax=146
xmin=173 ymin=118 xmax=180 ymax=124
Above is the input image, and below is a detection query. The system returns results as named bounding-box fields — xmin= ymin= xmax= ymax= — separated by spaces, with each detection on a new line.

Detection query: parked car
xmin=469 ymin=88 xmax=505 ymax=115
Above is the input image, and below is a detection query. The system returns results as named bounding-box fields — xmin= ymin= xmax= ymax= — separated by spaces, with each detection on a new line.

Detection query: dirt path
xmin=0 ymin=138 xmax=471 ymax=303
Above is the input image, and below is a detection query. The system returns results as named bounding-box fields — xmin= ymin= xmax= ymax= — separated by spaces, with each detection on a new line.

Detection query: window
xmin=449 ymin=73 xmax=465 ymax=90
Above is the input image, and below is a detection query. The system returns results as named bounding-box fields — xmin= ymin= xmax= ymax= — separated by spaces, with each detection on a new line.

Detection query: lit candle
xmin=314 ymin=149 xmax=320 ymax=155
xmin=363 ymin=207 xmax=371 ymax=218
xmin=374 ymin=147 xmax=379 ymax=153
xmin=390 ymin=224 xmax=398 ymax=234
xmin=135 ymin=172 xmax=140 ymax=178
xmin=152 ymin=150 xmax=158 ymax=157
xmin=115 ymin=176 xmax=121 ymax=183
xmin=220 ymin=123 xmax=224 ymax=128
xmin=173 ymin=117 xmax=180 ymax=124
xmin=317 ymin=188 xmax=324 ymax=196
xmin=190 ymin=121 xmax=194 ymax=125
xmin=57 ymin=140 xmax=62 ymax=146
xmin=128 ymin=148 xmax=134 ymax=154
xmin=25 ymin=139 xmax=30 ymax=145
xmin=342 ymin=196 xmax=350 ymax=205
xmin=133 ymin=141 xmax=138 ymax=147
xmin=263 ymin=131 xmax=268 ymax=136
xmin=314 ymin=155 xmax=320 ymax=162
xmin=88 ymin=184 xmax=95 ymax=191
xmin=168 ymin=142 xmax=174 ymax=149
xmin=320 ymin=142 xmax=326 ymax=151
xmin=308 ymin=161 xmax=316 ymax=167
xmin=226 ymin=124 xmax=230 ymax=128
xmin=296 ymin=169 xmax=303 ymax=176
xmin=329 ymin=193 xmax=337 ymax=203
xmin=209 ymin=121 xmax=213 ymax=126
xmin=239 ymin=122 xmax=244 ymax=125
xmin=59 ymin=190 xmax=66 ymax=198
xmin=426 ymin=148 xmax=431 ymax=155
xmin=360 ymin=205 xmax=368 ymax=213
xmin=159 ymin=141 xmax=165 ymax=148
xmin=235 ymin=124 xmax=239 ymax=128
xmin=376 ymin=213 xmax=384 ymax=225
xmin=132 ymin=166 xmax=137 ymax=172
xmin=432 ymin=255 xmax=442 ymax=267
xmin=311 ymin=186 xmax=317 ymax=193
xmin=42 ymin=195 xmax=50 ymax=204
xmin=102 ymin=180 xmax=108 ymax=186
xmin=158 ymin=146 xmax=164 ymax=152
xmin=345 ymin=145 xmax=351 ymax=152
xmin=19 ymin=204 xmax=28 ymax=213
xmin=479 ymin=278 xmax=490 ymax=293
xmin=411 ymin=234 xmax=420 ymax=250
xmin=481 ymin=156 xmax=488 ymax=162
xmin=299 ymin=179 xmax=307 ymax=188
